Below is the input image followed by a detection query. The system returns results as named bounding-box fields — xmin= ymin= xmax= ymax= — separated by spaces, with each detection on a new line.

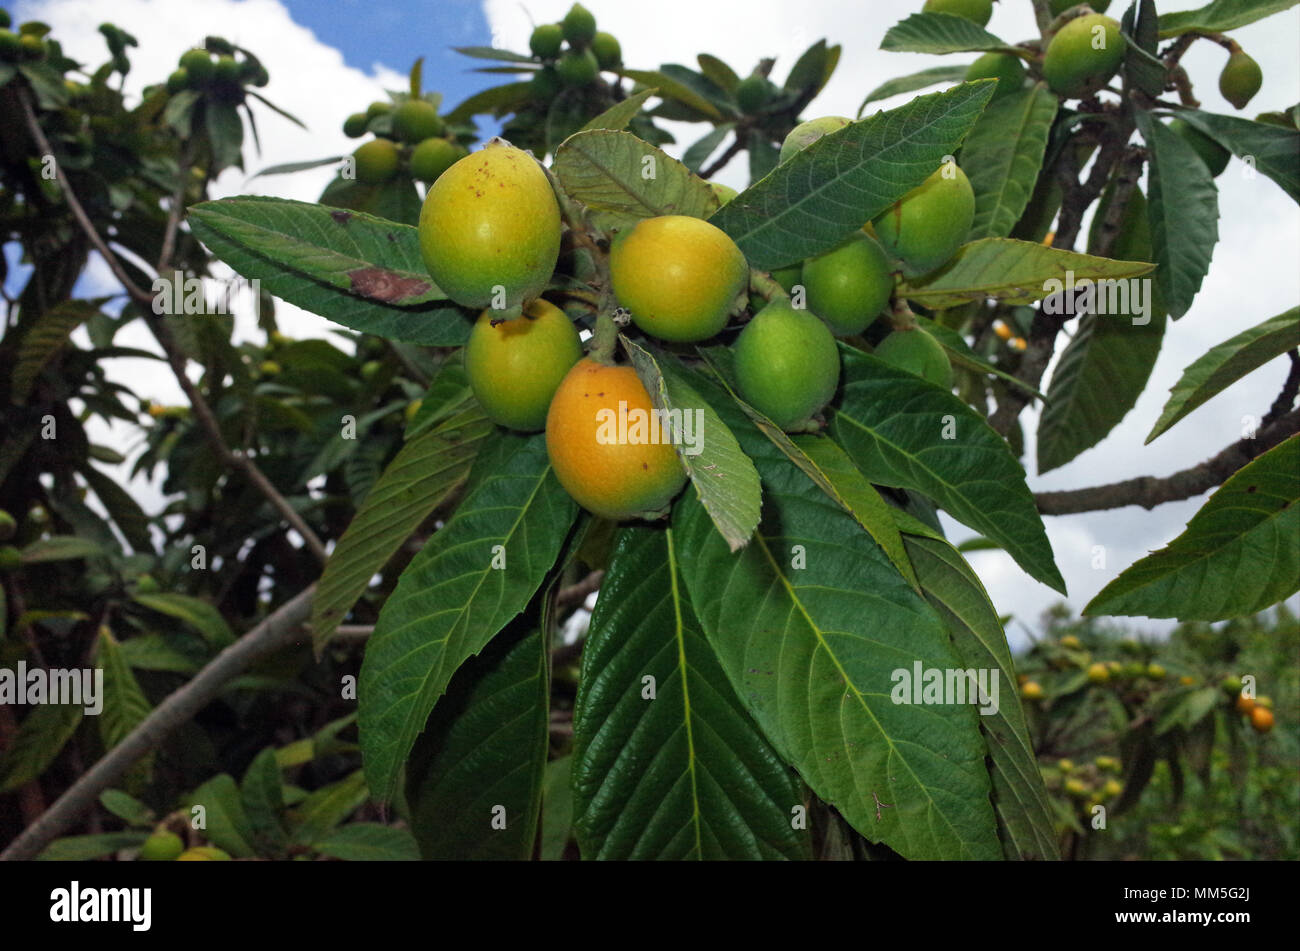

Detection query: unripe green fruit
xmin=259 ymin=360 xmax=281 ymax=375
xmin=1064 ymin=777 xmax=1088 ymax=798
xmin=779 ymin=115 xmax=850 ymax=163
xmin=393 ymin=100 xmax=443 ymax=143
xmin=135 ymin=574 xmax=160 ymax=593
xmin=1094 ymin=755 xmax=1120 ymax=772
xmin=1147 ymin=663 xmax=1166 ymax=680
xmin=166 ymin=69 xmax=190 ymax=95
xmin=176 ymin=846 xmax=231 ymax=861
xmin=1050 ymin=0 xmax=1111 ymax=13
xmin=1122 ymin=661 xmax=1146 ymax=679
xmin=874 ymin=328 xmax=953 ymax=388
xmin=1222 ymin=675 xmax=1244 ymax=695
xmin=1057 ymin=758 xmax=1075 ymax=773
xmin=0 ymin=29 xmax=19 ymax=61
xmin=1060 ymin=634 xmax=1082 ymax=649
xmin=409 ymin=137 xmax=459 ymax=183
xmin=466 ymin=299 xmax=582 ymax=431
xmin=557 ymin=48 xmax=599 ymax=86
xmin=562 ymin=3 xmax=597 ymax=46
xmin=179 ymin=48 xmax=213 ymax=82
xmin=353 ymin=138 xmax=400 ymax=184
xmin=610 ymin=215 xmax=748 ymax=343
xmin=591 ymin=31 xmax=621 ymax=69
xmin=922 ymin=0 xmax=993 ymax=26
xmin=801 ymin=232 xmax=893 ymax=337
xmin=342 ymin=112 xmax=369 ymax=138
xmin=418 ymin=143 xmax=561 ymax=310
xmin=531 ymin=66 xmax=561 ymax=100
xmin=1168 ymin=118 xmax=1230 ymax=176
xmin=734 ymin=299 xmax=841 ymax=431
xmin=736 ymin=74 xmax=773 ymax=113
xmin=871 ymin=163 xmax=974 ymax=275
xmin=213 ymin=55 xmax=241 ymax=86
xmin=530 ymin=23 xmax=563 ymax=59
xmin=710 ymin=182 xmax=738 ymax=205
xmin=360 ymin=360 xmax=384 ymax=381
xmin=1219 ymin=50 xmax=1262 ymax=110
xmin=1101 ymin=779 xmax=1123 ymax=799
xmin=0 ymin=509 xmax=14 ymax=542
xmin=771 ymin=264 xmax=802 ymax=294
xmin=366 ymin=100 xmax=392 ymax=119
xmin=964 ymin=52 xmax=1025 ymax=100
xmin=0 ymin=545 xmax=22 ymax=571
xmin=1042 ymin=13 xmax=1124 ymax=99
xmin=18 ymin=33 xmax=45 ymax=60
xmin=139 ymin=831 xmax=184 ymax=861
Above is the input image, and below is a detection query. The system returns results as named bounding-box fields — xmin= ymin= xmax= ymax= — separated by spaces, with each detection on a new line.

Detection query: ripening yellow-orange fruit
xmin=609 ymin=215 xmax=748 ymax=343
xmin=545 ymin=359 xmax=689 ymax=520
xmin=418 ymin=142 xmax=561 ymax=310
xmin=465 ymin=299 xmax=582 ymax=432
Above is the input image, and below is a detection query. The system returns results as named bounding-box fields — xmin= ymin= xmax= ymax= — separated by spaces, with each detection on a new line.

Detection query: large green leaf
xmin=311 ymin=405 xmax=493 ymax=651
xmin=573 ymin=525 xmax=809 ymax=860
xmin=0 ymin=701 xmax=82 ymax=793
xmin=188 ymin=197 xmax=472 ymax=346
xmin=9 ymin=300 xmax=98 ymax=404
xmin=858 ymin=65 xmax=968 ymax=113
xmin=624 ymin=340 xmax=761 ymax=552
xmin=552 ymin=130 xmax=715 ymax=231
xmin=184 ymin=774 xmax=258 ymax=858
xmin=881 ymin=12 xmax=1018 ymax=54
xmin=901 ymin=535 xmax=1059 ymax=860
xmin=898 ymin=238 xmax=1154 ymax=309
xmin=357 ymin=431 xmax=577 ymax=802
xmin=130 ymin=592 xmax=234 ymax=647
xmin=1164 ymin=110 xmax=1299 ymax=204
xmin=710 ymin=82 xmax=995 ymax=270
xmin=1147 ymin=308 xmax=1300 ymax=443
xmin=287 ymin=770 xmax=369 ymax=845
xmin=1157 ymin=0 xmax=1298 ymax=37
xmin=673 ymin=368 xmax=1001 ymax=859
xmin=96 ymin=628 xmax=152 ymax=756
xmin=1037 ymin=186 xmax=1167 ymax=473
xmin=619 ymin=68 xmax=725 ymax=120
xmin=829 ymin=347 xmax=1065 ymax=592
xmin=1135 ymin=111 xmax=1219 ymax=318
xmin=1038 ymin=311 xmax=1167 ymax=473
xmin=405 ymin=623 xmax=549 ymax=860
xmin=311 ymin=823 xmax=420 ymax=861
xmin=962 ymin=84 xmax=1058 ymax=240
xmin=79 ymin=464 xmax=154 ymax=553
xmin=36 ymin=833 xmax=150 ymax=861
xmin=1084 ymin=434 xmax=1300 ymax=620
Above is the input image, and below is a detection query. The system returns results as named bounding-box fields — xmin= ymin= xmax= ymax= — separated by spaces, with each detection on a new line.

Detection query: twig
xmin=1263 ymin=351 xmax=1300 ymax=427
xmin=700 ymin=136 xmax=746 ymax=181
xmin=1035 ymin=408 xmax=1300 ymax=515
xmin=0 ymin=586 xmax=316 ymax=862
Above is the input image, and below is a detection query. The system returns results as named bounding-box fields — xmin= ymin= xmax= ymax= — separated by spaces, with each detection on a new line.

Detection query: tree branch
xmin=19 ymin=88 xmax=327 ymax=565
xmin=0 ymin=586 xmax=315 ymax=862
xmin=1035 ymin=408 xmax=1300 ymax=515
xmin=1264 ymin=350 xmax=1300 ymax=427
xmin=700 ymin=136 xmax=745 ymax=180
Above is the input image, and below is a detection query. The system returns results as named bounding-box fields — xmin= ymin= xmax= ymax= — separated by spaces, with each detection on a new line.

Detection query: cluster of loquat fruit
xmin=342 ymin=96 xmax=467 ymax=187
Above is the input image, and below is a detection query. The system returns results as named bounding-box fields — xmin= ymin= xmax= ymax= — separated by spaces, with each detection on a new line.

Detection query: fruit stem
xmin=749 ymin=268 xmax=789 ymax=303
xmin=588 ymin=309 xmax=619 ymax=364
xmin=888 ymin=296 xmax=918 ymax=332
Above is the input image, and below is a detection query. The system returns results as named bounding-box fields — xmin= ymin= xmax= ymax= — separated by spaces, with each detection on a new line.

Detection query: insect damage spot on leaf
xmin=347 ymin=267 xmax=431 ymax=302
xmin=330 ymin=210 xmax=352 ymax=224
